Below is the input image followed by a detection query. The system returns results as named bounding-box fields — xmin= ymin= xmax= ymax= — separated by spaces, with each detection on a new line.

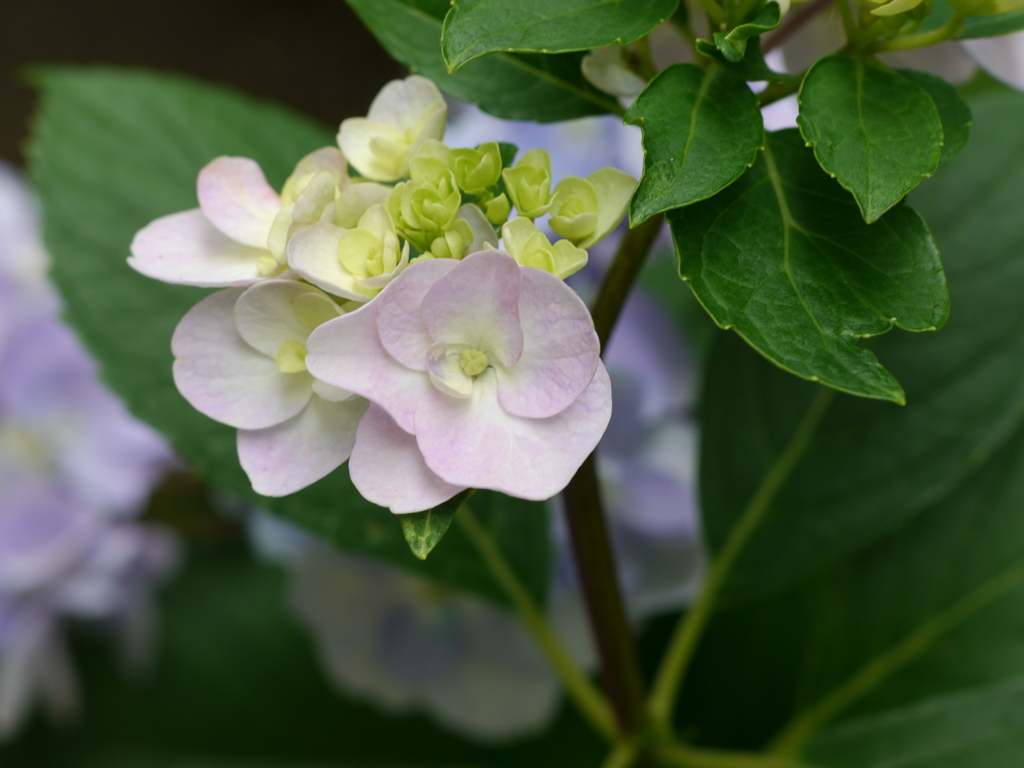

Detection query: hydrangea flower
xmin=338 ymin=75 xmax=448 ymax=182
xmin=129 ymin=148 xmax=350 ymax=286
xmin=306 ymin=250 xmax=612 ymax=512
xmin=501 ymin=217 xmax=589 ymax=279
xmin=0 ymin=163 xmax=178 ymax=737
xmin=171 ymin=279 xmax=368 ymax=496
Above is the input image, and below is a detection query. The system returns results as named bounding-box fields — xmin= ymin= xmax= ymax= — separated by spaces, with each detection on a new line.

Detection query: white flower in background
xmin=0 ymin=163 xmax=179 ymax=738
xmin=129 ymin=148 xmax=350 ymax=287
xmin=581 ymin=45 xmax=649 ymax=105
xmin=171 ymin=279 xmax=368 ymax=496
xmin=338 ymin=75 xmax=448 ymax=182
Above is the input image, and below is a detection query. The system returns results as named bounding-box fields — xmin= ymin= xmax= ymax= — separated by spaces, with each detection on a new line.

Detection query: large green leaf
xmin=28 ymin=67 xmax=549 ymax=609
xmin=625 ymin=63 xmax=764 ymax=224
xmin=897 ymin=68 xmax=972 ymax=169
xmin=441 ymin=0 xmax=678 ymax=70
xmin=669 ymin=128 xmax=948 ymax=405
xmin=922 ymin=0 xmax=1024 ymax=37
xmin=675 ymin=86 xmax=1024 ymax=761
xmin=797 ymin=56 xmax=944 ymax=222
xmin=346 ymin=0 xmax=622 ymax=122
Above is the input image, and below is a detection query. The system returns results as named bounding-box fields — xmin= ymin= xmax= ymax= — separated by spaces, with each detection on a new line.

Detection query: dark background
xmin=0 ymin=0 xmax=404 ymax=166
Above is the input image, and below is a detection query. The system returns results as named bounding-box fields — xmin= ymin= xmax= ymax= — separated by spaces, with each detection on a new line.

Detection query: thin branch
xmin=456 ymin=507 xmax=618 ymax=740
xmin=762 ymin=0 xmax=834 ymax=54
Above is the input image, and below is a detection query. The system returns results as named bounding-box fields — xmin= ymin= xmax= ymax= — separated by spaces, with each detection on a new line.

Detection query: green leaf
xmin=346 ymin=0 xmax=622 ymax=122
xmin=497 ymin=141 xmax=519 ymax=169
xmin=797 ymin=56 xmax=944 ymax=222
xmin=897 ymin=68 xmax=972 ymax=169
xmin=625 ymin=63 xmax=764 ymax=224
xmin=961 ymin=6 xmax=1024 ymax=36
xmin=676 ymin=86 xmax=1024 ymax=758
xmin=28 ymin=66 xmax=549 ymax=609
xmin=669 ymin=129 xmax=948 ymax=405
xmin=695 ymin=37 xmax=797 ymax=82
xmin=401 ymin=490 xmax=472 ymax=560
xmin=440 ymin=0 xmax=678 ymax=71
xmin=712 ymin=0 xmax=781 ymax=62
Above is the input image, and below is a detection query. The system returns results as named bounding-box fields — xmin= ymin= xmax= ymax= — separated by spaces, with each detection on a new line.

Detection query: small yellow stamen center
xmin=276 ymin=340 xmax=308 ymax=373
xmin=459 ymin=348 xmax=489 ymax=377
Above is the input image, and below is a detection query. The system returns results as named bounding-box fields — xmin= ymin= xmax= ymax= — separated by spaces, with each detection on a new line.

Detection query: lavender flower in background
xmin=0 ymin=163 xmax=179 ymax=738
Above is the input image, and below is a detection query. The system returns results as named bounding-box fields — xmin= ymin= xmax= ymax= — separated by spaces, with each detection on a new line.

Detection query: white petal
xmin=349 ymin=404 xmax=465 ymax=514
xmin=426 ymin=341 xmax=474 ymax=398
xmin=416 ymin=364 xmax=612 ymax=500
xmin=335 ymin=183 xmax=394 ymax=229
xmin=458 ymin=203 xmax=499 ymax=253
xmin=238 ymin=396 xmax=369 ymax=496
xmin=367 ymin=75 xmax=446 ymax=132
xmin=128 ymin=209 xmax=266 ymax=287
xmin=197 ymin=157 xmax=281 ymax=248
xmin=305 ymin=301 xmax=431 ymax=434
xmin=234 ymin=279 xmax=333 ymax=356
xmin=962 ymin=33 xmax=1024 ymax=90
xmin=172 ymin=288 xmax=312 ymax=429
xmin=287 ymin=222 xmax=368 ymax=301
xmin=337 ymin=118 xmax=407 ymax=182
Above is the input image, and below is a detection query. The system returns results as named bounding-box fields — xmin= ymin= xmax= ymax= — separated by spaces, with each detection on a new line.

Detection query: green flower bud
xmin=335 ymin=204 xmax=408 ymax=297
xmin=268 ymin=147 xmax=351 ymax=262
xmin=484 ymin=193 xmax=511 ymax=226
xmin=548 ymin=167 xmax=636 ymax=249
xmin=430 ymin=219 xmax=475 ymax=260
xmin=386 ymin=154 xmax=462 ymax=251
xmin=501 ymin=148 xmax=553 ymax=219
xmin=449 ymin=142 xmax=502 ymax=197
xmin=501 ymin=217 xmax=588 ymax=279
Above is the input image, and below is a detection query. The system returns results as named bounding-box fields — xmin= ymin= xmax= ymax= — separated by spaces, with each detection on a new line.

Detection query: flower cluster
xmin=129 ymin=76 xmax=636 ymax=510
xmin=0 ymin=164 xmax=179 ymax=737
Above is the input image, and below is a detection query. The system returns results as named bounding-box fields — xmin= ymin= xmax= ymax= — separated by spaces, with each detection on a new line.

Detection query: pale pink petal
xmin=421 ymin=251 xmax=524 ymax=366
xmin=172 ymin=289 xmax=312 ymax=429
xmin=238 ymin=395 xmax=369 ymax=496
xmin=128 ymin=209 xmax=265 ymax=287
xmin=416 ymin=364 xmax=612 ymax=500
xmin=197 ymin=157 xmax=281 ymax=248
xmin=234 ymin=279 xmax=335 ymax=356
xmin=305 ymin=303 xmax=430 ymax=434
xmin=376 ymin=257 xmax=459 ymax=370
xmin=962 ymin=33 xmax=1024 ymax=90
xmin=496 ymin=266 xmax=600 ymax=419
xmin=350 ymin=404 xmax=466 ymax=514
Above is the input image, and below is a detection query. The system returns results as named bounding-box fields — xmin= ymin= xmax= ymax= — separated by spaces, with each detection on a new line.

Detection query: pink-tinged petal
xmin=376 ymin=257 xmax=459 ymax=370
xmin=421 ymin=251 xmax=524 ymax=366
xmin=172 ymin=289 xmax=312 ymax=429
xmin=197 ymin=157 xmax=281 ymax=248
xmin=426 ymin=341 xmax=473 ymax=398
xmin=496 ymin=266 xmax=600 ymax=419
xmin=416 ymin=364 xmax=612 ymax=500
xmin=350 ymin=404 xmax=465 ymax=514
xmin=234 ymin=279 xmax=336 ymax=356
xmin=305 ymin=303 xmax=430 ymax=434
xmin=238 ymin=395 xmax=369 ymax=497
xmin=128 ymin=209 xmax=266 ymax=287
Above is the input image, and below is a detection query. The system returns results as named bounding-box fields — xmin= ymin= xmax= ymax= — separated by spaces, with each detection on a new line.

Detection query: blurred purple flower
xmin=0 ymin=163 xmax=180 ymax=737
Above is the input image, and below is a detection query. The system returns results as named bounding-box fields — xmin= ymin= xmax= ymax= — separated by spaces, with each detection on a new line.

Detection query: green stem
xmin=563 ymin=455 xmax=650 ymax=737
xmin=601 ymin=740 xmax=641 ymax=768
xmin=648 ymin=386 xmax=836 ymax=725
xmin=872 ymin=11 xmax=963 ymax=49
xmin=456 ymin=507 xmax=618 ymax=741
xmin=696 ymin=0 xmax=731 ymax=28
xmin=758 ymin=76 xmax=802 ymax=107
xmin=657 ymin=744 xmax=809 ymax=768
xmin=590 ymin=215 xmax=665 ymax=349
xmin=836 ymin=0 xmax=858 ymax=42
